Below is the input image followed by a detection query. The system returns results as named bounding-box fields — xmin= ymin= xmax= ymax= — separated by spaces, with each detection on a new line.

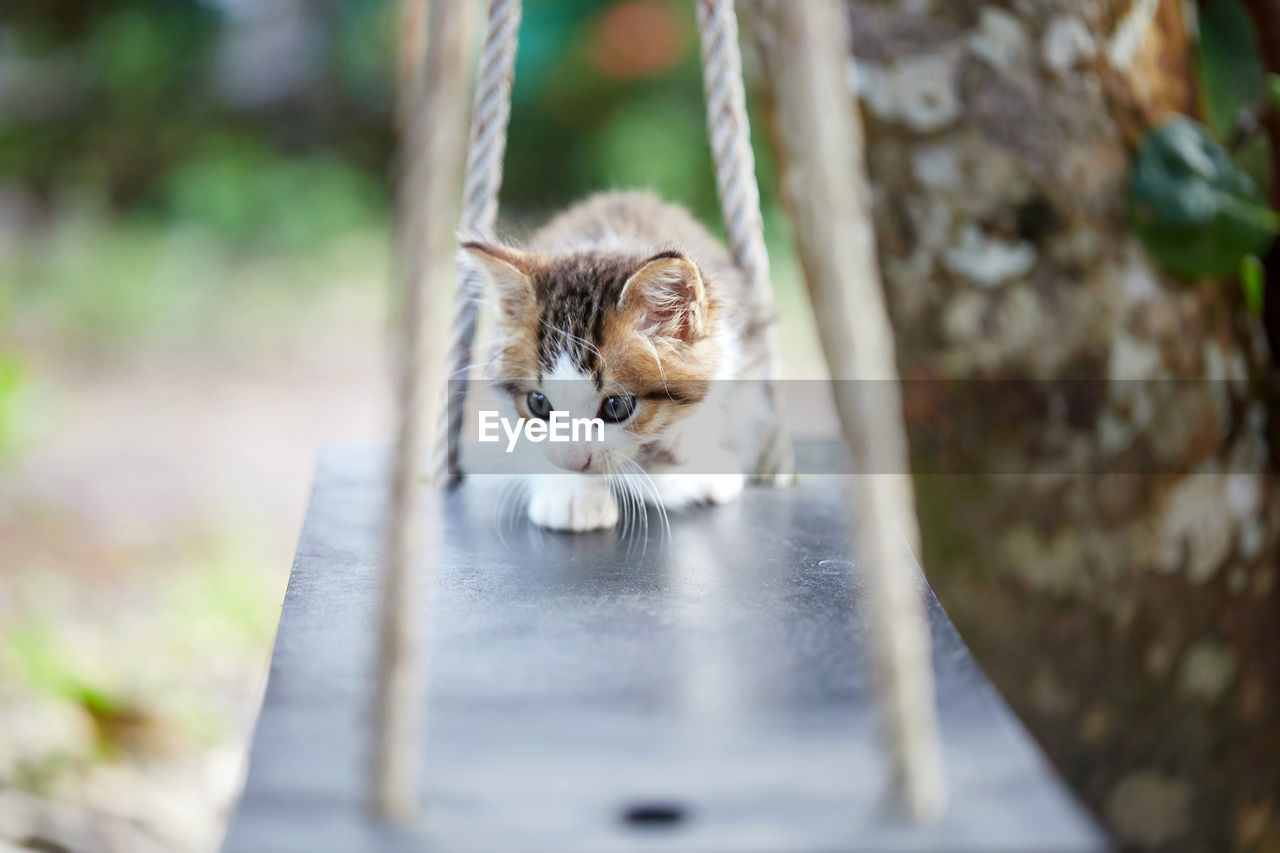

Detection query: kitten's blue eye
xmin=599 ymin=395 xmax=636 ymax=423
xmin=526 ymin=391 xmax=552 ymax=419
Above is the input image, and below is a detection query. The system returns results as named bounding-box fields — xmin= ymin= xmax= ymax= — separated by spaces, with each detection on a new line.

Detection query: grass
xmin=0 ymin=206 xmax=389 ymax=353
xmin=1 ymin=534 xmax=282 ymax=759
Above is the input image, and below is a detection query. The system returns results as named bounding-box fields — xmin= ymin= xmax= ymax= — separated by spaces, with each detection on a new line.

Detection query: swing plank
xmin=223 ymin=443 xmax=1106 ymax=852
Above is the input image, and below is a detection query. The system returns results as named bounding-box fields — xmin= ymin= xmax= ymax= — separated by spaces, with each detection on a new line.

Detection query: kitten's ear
xmin=461 ymin=241 xmax=535 ymax=325
xmin=618 ymin=252 xmax=707 ymax=342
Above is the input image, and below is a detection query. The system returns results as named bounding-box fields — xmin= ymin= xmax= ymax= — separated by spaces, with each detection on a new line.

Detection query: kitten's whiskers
xmin=614 ymin=453 xmax=670 ymax=546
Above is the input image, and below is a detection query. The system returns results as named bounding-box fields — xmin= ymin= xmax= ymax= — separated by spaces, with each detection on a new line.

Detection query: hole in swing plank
xmin=621 ymin=802 xmax=688 ymax=829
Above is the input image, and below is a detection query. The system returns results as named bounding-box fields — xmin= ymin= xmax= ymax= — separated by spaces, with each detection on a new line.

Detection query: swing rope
xmin=436 ymin=0 xmax=523 ymax=484
xmin=697 ymin=0 xmax=770 ymax=300
xmin=740 ymin=0 xmax=946 ymax=819
xmin=696 ymin=0 xmax=792 ymax=481
xmin=374 ymin=0 xmax=471 ymax=822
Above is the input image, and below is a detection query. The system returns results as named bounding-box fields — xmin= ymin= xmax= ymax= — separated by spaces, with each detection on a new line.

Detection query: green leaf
xmin=0 ymin=353 xmax=25 ymax=459
xmin=1241 ymin=254 xmax=1265 ymax=316
xmin=1270 ymin=73 xmax=1280 ymax=112
xmin=1195 ymin=0 xmax=1267 ymax=140
xmin=2 ymin=626 xmax=123 ymax=715
xmin=1129 ymin=116 xmax=1279 ymax=279
xmin=1233 ymin=129 xmax=1272 ymax=190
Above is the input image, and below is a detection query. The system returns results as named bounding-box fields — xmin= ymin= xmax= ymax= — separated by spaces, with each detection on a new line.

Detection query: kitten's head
xmin=463 ymin=241 xmax=718 ymax=473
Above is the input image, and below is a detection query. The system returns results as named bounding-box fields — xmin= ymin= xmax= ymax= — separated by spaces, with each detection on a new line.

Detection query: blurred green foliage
xmin=1 ymin=539 xmax=280 ymax=757
xmin=501 ymin=0 xmax=749 ymax=223
xmin=0 ymin=1 xmax=222 ymax=200
xmin=1195 ymin=0 xmax=1267 ymax=141
xmin=88 ymin=4 xmax=215 ymax=108
xmin=0 ymin=0 xmax=766 ymax=241
xmin=1129 ymin=117 xmax=1277 ymax=278
xmin=1133 ymin=0 xmax=1279 ymax=282
xmin=3 ymin=625 xmax=128 ymax=728
xmin=0 ymin=0 xmax=797 ymax=357
xmin=160 ymin=136 xmax=384 ymax=248
xmin=0 ymin=285 xmax=27 ymax=458
xmin=0 ymin=212 xmax=390 ymax=346
xmin=0 ymin=350 xmax=27 ymax=458
xmin=1242 ymin=253 xmax=1266 ymax=315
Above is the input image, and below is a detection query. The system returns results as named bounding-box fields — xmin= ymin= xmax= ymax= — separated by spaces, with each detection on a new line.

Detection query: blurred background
xmin=0 ymin=1 xmax=816 ymax=850
xmin=4 ymin=0 xmax=1280 ymax=851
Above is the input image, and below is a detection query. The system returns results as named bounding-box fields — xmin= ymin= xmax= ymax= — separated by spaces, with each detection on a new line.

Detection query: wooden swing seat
xmin=223 ymin=441 xmax=1105 ymax=852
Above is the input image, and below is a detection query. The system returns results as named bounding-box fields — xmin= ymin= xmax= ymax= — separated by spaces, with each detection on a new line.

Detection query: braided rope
xmin=696 ymin=0 xmax=793 ymax=481
xmin=373 ymin=0 xmax=471 ymax=822
xmin=434 ymin=0 xmax=523 ymax=484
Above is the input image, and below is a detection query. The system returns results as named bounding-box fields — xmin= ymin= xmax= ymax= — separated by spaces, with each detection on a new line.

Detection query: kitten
xmin=462 ymin=190 xmax=776 ymax=532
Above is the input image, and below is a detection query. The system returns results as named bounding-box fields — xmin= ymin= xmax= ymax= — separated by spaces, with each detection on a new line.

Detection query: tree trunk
xmin=770 ymin=1 xmax=1279 ymax=848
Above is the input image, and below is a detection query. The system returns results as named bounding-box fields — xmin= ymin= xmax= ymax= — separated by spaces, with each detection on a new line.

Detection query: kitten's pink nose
xmin=562 ymin=447 xmax=592 ymax=472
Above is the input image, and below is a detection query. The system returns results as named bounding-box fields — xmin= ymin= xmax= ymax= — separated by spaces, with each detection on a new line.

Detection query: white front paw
xmin=652 ymin=473 xmax=744 ymax=510
xmin=527 ymin=476 xmax=619 ymax=531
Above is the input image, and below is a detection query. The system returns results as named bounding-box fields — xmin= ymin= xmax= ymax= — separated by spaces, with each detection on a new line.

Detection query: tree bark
xmin=789 ymin=1 xmax=1279 ymax=848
